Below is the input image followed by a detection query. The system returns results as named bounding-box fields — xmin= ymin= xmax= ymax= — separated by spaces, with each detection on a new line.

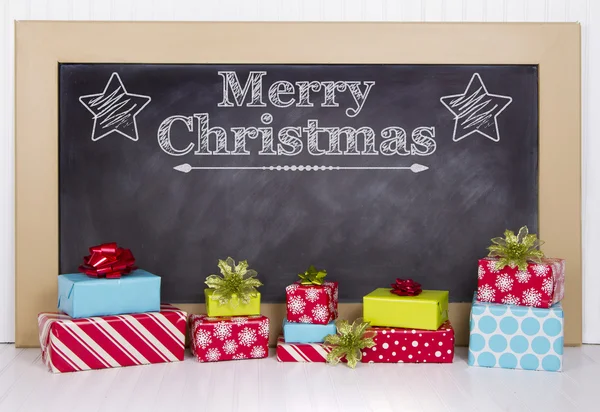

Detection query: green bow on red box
xmin=298 ymin=265 xmax=327 ymax=285
xmin=487 ymin=226 xmax=545 ymax=271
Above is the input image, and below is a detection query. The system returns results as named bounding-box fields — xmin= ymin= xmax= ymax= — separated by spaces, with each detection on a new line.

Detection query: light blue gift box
xmin=468 ymin=293 xmax=563 ymax=372
xmin=58 ymin=269 xmax=161 ymax=318
xmin=283 ymin=317 xmax=337 ymax=343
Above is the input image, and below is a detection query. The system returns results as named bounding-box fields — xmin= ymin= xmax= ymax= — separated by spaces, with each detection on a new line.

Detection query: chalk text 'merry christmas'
xmin=157 ymin=71 xmax=437 ymax=157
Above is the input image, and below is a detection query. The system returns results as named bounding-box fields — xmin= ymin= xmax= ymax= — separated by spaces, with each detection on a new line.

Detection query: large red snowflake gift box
xmin=286 ymin=265 xmax=338 ymax=325
xmin=38 ymin=304 xmax=187 ymax=373
xmin=361 ymin=321 xmax=455 ymax=364
xmin=190 ymin=314 xmax=270 ymax=362
xmin=478 ymin=226 xmax=564 ymax=308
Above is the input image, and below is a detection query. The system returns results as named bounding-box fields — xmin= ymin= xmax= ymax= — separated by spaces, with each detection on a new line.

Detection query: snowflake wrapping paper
xmin=361 ymin=321 xmax=455 ymax=364
xmin=363 ymin=288 xmax=449 ymax=330
xmin=190 ymin=314 xmax=269 ymax=362
xmin=38 ymin=304 xmax=187 ymax=373
xmin=283 ymin=316 xmax=336 ymax=343
xmin=276 ymin=336 xmax=333 ymax=362
xmin=468 ymin=294 xmax=563 ymax=372
xmin=285 ymin=281 xmax=338 ymax=324
xmin=477 ymin=257 xmax=565 ymax=308
xmin=204 ymin=289 xmax=261 ymax=317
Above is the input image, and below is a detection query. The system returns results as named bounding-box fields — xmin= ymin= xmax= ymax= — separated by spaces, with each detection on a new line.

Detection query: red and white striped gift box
xmin=38 ymin=304 xmax=187 ymax=373
xmin=276 ymin=336 xmax=333 ymax=362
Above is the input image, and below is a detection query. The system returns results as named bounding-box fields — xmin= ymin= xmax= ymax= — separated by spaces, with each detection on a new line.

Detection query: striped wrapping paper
xmin=276 ymin=336 xmax=333 ymax=362
xmin=38 ymin=304 xmax=187 ymax=373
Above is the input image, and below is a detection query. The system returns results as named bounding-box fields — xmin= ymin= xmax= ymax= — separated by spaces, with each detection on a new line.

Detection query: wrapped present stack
xmin=39 ymin=243 xmax=187 ymax=373
xmin=190 ymin=258 xmax=270 ymax=362
xmin=469 ymin=226 xmax=565 ymax=372
xmin=361 ymin=278 xmax=455 ymax=364
xmin=277 ymin=266 xmax=339 ymax=363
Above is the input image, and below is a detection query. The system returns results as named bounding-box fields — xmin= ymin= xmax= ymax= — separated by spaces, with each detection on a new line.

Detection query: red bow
xmin=390 ymin=278 xmax=422 ymax=296
xmin=78 ymin=243 xmax=137 ymax=279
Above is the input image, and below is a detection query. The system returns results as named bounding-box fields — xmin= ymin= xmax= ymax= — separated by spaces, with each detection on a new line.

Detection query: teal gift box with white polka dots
xmin=468 ymin=293 xmax=563 ymax=372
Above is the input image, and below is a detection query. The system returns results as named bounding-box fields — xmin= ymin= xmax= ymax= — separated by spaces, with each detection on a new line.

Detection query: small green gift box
xmin=363 ymin=288 xmax=449 ymax=330
xmin=204 ymin=257 xmax=263 ymax=317
xmin=204 ymin=289 xmax=261 ymax=317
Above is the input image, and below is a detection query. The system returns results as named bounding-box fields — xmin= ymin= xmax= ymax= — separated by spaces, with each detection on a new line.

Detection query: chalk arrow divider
xmin=173 ymin=163 xmax=429 ymax=173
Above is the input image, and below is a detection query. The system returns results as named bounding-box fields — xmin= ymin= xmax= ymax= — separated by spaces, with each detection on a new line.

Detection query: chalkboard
xmin=59 ymin=64 xmax=538 ymax=303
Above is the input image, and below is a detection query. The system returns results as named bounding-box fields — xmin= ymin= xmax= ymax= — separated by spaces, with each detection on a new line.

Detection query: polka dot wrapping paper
xmin=468 ymin=294 xmax=563 ymax=372
xmin=361 ymin=321 xmax=455 ymax=363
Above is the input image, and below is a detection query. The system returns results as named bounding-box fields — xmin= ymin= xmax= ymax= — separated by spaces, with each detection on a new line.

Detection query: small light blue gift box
xmin=58 ymin=269 xmax=161 ymax=318
xmin=283 ymin=317 xmax=337 ymax=343
xmin=468 ymin=293 xmax=563 ymax=372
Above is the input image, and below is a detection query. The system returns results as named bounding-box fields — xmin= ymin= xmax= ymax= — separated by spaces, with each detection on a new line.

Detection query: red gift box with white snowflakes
xmin=285 ymin=281 xmax=338 ymax=324
xmin=361 ymin=321 xmax=455 ymax=364
xmin=189 ymin=314 xmax=269 ymax=362
xmin=477 ymin=257 xmax=565 ymax=308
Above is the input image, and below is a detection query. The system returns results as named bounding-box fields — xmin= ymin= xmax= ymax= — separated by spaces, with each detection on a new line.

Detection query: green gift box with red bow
xmin=363 ymin=279 xmax=449 ymax=331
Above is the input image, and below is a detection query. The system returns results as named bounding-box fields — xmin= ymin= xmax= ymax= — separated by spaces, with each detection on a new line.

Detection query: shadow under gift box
xmin=57 ymin=269 xmax=160 ymax=318
xmin=190 ymin=314 xmax=270 ymax=362
xmin=363 ymin=288 xmax=449 ymax=330
xmin=282 ymin=316 xmax=337 ymax=343
xmin=38 ymin=304 xmax=187 ymax=373
xmin=204 ymin=289 xmax=261 ymax=317
xmin=468 ymin=294 xmax=563 ymax=372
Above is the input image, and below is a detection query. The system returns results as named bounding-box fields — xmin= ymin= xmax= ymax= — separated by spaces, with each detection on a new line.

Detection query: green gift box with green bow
xmin=204 ymin=257 xmax=262 ymax=317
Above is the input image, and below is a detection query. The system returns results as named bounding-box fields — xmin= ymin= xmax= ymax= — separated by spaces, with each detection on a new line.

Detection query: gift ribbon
xmin=298 ymin=265 xmax=327 ymax=285
xmin=487 ymin=226 xmax=545 ymax=271
xmin=390 ymin=278 xmax=422 ymax=296
xmin=324 ymin=318 xmax=377 ymax=369
xmin=78 ymin=242 xmax=137 ymax=279
xmin=205 ymin=257 xmax=263 ymax=306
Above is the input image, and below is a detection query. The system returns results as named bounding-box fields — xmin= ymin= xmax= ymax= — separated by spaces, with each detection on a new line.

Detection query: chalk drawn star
xmin=440 ymin=73 xmax=512 ymax=143
xmin=79 ymin=72 xmax=151 ymax=142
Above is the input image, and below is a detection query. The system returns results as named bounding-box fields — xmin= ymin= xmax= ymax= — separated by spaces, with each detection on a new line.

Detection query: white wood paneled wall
xmin=0 ymin=0 xmax=597 ymax=343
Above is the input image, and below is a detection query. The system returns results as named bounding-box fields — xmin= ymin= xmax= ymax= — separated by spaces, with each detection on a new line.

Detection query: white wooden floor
xmin=0 ymin=344 xmax=599 ymax=412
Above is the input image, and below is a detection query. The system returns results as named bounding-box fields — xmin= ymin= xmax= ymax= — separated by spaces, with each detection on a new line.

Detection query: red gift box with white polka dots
xmin=361 ymin=321 xmax=455 ymax=363
xmin=477 ymin=257 xmax=565 ymax=308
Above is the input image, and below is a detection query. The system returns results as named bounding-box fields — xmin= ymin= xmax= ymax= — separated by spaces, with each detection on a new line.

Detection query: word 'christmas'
xmin=156 ymin=70 xmax=437 ymax=157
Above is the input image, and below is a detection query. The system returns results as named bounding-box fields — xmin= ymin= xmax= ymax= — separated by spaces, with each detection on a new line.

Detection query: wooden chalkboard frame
xmin=15 ymin=22 xmax=581 ymax=347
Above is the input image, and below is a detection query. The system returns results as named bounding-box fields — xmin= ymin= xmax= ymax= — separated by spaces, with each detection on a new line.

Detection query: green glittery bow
xmin=324 ymin=318 xmax=377 ymax=369
xmin=298 ymin=265 xmax=327 ymax=285
xmin=205 ymin=257 xmax=263 ymax=306
xmin=487 ymin=226 xmax=545 ymax=271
